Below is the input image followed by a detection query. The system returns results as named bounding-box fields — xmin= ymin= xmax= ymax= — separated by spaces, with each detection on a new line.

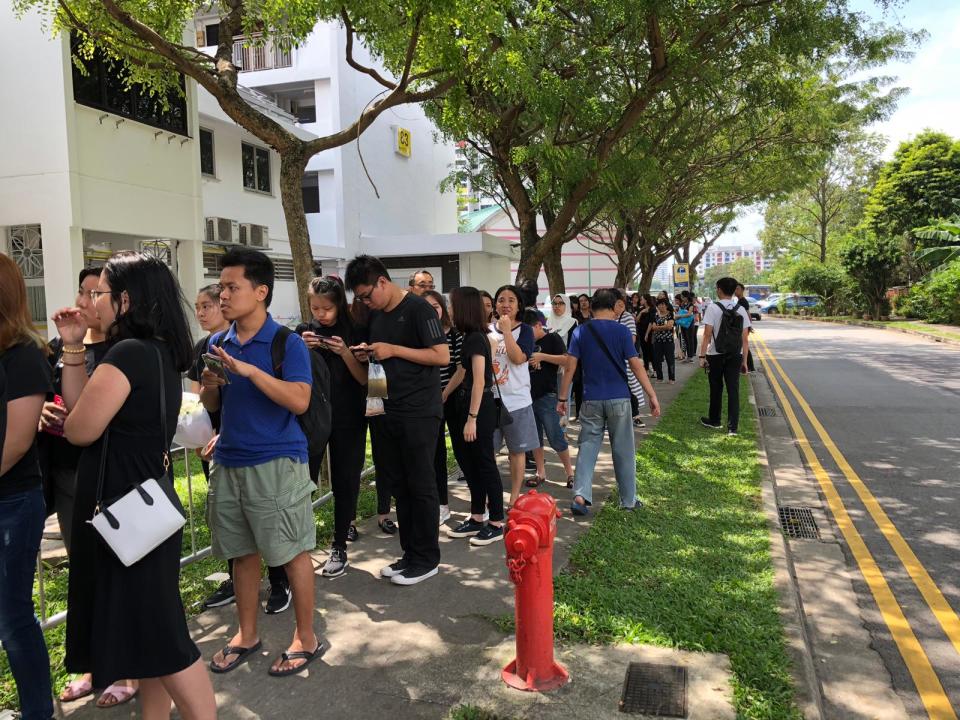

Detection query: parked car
xmin=760 ymin=294 xmax=822 ymax=314
xmin=748 ymin=299 xmax=762 ymax=321
xmin=756 ymin=293 xmax=793 ymax=311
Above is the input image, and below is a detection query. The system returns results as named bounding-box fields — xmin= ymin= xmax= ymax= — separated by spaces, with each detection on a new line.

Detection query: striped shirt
xmin=618 ymin=311 xmax=645 ymax=405
xmin=440 ymin=327 xmax=463 ymax=390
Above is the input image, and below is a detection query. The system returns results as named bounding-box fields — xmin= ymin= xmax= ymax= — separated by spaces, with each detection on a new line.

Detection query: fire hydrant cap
xmin=512 ymin=489 xmax=559 ymax=518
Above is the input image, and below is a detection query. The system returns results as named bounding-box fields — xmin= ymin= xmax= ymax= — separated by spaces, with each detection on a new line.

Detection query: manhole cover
xmin=777 ymin=505 xmax=821 ymax=540
xmin=619 ymin=662 xmax=687 ymax=716
xmin=758 ymin=406 xmax=777 ymax=417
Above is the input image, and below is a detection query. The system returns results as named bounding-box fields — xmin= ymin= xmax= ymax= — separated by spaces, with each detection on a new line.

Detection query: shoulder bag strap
xmin=153 ymin=343 xmax=170 ymax=475
xmin=585 ymin=322 xmax=630 ymax=386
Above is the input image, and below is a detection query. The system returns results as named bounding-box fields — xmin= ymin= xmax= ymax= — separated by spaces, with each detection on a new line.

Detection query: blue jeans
xmin=532 ymin=393 xmax=569 ymax=453
xmin=572 ymin=399 xmax=636 ymax=508
xmin=0 ymin=487 xmax=53 ymax=720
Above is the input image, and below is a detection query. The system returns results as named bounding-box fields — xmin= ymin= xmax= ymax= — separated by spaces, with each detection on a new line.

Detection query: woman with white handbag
xmin=53 ymin=252 xmax=216 ymax=720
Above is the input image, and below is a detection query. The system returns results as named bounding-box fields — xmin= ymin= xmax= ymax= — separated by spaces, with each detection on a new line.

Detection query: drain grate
xmin=777 ymin=505 xmax=821 ymax=540
xmin=758 ymin=406 xmax=777 ymax=417
xmin=619 ymin=662 xmax=687 ymax=716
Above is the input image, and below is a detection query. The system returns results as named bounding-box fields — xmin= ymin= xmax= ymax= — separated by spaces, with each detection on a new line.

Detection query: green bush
xmin=901 ymin=258 xmax=960 ymax=324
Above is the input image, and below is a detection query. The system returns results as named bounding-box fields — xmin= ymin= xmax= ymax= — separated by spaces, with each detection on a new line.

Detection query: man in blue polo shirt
xmin=200 ymin=248 xmax=322 ymax=678
xmin=558 ymin=289 xmax=660 ymax=516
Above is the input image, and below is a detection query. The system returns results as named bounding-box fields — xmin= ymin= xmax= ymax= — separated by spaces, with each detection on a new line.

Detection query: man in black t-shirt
xmin=734 ymin=283 xmax=756 ymax=373
xmin=345 ymin=255 xmax=449 ymax=586
xmin=524 ymin=311 xmax=575 ymax=487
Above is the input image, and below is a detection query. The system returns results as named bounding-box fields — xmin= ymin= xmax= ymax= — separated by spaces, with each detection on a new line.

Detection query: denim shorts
xmin=208 ymin=457 xmax=316 ymax=567
xmin=493 ymin=403 xmax=540 ymax=454
xmin=532 ymin=393 xmax=568 ymax=453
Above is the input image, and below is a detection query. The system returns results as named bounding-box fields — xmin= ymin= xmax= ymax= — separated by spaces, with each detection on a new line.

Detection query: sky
xmin=717 ymin=0 xmax=960 ymax=249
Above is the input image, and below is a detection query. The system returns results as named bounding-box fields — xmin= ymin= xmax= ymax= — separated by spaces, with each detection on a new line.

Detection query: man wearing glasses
xmin=346 ymin=256 xmax=449 ymax=586
xmin=408 ymin=270 xmax=436 ymax=296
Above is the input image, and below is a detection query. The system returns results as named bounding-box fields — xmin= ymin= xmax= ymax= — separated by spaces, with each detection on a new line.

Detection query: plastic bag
xmin=173 ymin=392 xmax=215 ymax=449
xmin=365 ymin=397 xmax=385 ymax=417
xmin=367 ymin=361 xmax=388 ymax=399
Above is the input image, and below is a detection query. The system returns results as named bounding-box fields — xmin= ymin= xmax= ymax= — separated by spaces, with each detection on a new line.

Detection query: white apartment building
xmin=0 ymin=8 xmax=513 ymax=333
xmin=194 ymin=15 xmax=512 ymax=294
xmin=702 ymin=244 xmax=774 ymax=273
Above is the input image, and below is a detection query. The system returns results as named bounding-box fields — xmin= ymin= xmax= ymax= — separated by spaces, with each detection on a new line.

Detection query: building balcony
xmin=233 ymin=35 xmax=292 ymax=72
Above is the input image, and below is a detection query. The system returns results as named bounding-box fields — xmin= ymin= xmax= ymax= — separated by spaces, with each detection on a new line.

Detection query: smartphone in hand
xmin=202 ymin=353 xmax=231 ymax=384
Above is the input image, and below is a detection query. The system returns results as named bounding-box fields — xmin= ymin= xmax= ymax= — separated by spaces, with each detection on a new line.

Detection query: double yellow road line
xmin=753 ymin=334 xmax=959 ymax=719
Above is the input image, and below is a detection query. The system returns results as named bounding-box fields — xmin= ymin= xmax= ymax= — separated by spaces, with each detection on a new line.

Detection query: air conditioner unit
xmin=249 ymin=224 xmax=269 ymax=248
xmin=206 ymin=217 xmax=238 ymax=245
xmin=238 ymin=223 xmax=252 ymax=246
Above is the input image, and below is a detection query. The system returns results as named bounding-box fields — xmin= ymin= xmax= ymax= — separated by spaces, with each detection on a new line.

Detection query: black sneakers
xmin=390 ymin=565 xmax=439 ymax=586
xmin=447 ymin=518 xmax=485 ymax=538
xmin=346 ymin=524 xmax=359 ymax=543
xmin=379 ymin=558 xmax=410 ymax=578
xmin=469 ymin=524 xmax=504 ymax=546
xmin=202 ymin=580 xmax=236 ymax=609
xmin=699 ymin=417 xmax=723 ymax=430
xmin=264 ymin=583 xmax=291 ymax=614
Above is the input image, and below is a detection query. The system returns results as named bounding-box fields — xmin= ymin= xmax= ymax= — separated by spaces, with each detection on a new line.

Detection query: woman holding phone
xmin=297 ymin=276 xmax=371 ymax=577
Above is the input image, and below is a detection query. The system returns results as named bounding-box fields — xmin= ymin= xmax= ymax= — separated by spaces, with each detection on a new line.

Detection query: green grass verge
xmin=549 ymin=373 xmax=800 ymax=720
xmin=2 ymin=433 xmax=457 ymax=711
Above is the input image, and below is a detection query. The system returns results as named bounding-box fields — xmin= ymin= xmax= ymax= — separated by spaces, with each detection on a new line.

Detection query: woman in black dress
xmin=54 ymin=252 xmax=216 ymax=720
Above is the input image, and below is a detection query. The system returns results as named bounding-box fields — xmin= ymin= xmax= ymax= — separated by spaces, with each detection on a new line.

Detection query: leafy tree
xmin=786 ymin=261 xmax=853 ymax=314
xmin=900 ymin=258 xmax=960 ymax=325
xmin=913 ymin=211 xmax=960 ymax=270
xmin=861 ymin=131 xmax=960 ymax=245
xmin=427 ymin=0 xmax=911 ymax=290
xmin=760 ymin=133 xmax=885 ymax=263
xmin=838 ymin=230 xmax=903 ymax=319
xmin=16 ymin=0 xmax=489 ymax=318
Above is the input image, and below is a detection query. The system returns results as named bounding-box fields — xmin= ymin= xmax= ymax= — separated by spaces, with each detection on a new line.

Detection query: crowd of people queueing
xmin=2 ymin=249 xmax=704 ymax=719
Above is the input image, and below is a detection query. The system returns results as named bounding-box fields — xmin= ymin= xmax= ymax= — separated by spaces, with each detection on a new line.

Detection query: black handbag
xmin=488 ymin=339 xmax=513 ymax=428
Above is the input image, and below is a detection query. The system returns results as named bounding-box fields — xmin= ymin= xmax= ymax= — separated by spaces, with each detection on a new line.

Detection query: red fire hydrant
xmin=501 ymin=490 xmax=570 ymax=692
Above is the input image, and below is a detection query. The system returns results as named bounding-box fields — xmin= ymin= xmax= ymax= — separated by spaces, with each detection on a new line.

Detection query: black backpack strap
xmin=270 ymin=326 xmax=292 ymax=379
xmin=585 ymin=323 xmax=630 ymax=386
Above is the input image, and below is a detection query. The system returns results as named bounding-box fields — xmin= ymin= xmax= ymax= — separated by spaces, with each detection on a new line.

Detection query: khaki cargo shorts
xmin=207 ymin=457 xmax=316 ymax=567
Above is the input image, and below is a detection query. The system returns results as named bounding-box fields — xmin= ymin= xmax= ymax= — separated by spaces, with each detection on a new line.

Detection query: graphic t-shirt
xmin=488 ymin=322 xmax=535 ymax=412
xmin=651 ymin=314 xmax=674 ymax=343
xmin=0 ymin=343 xmax=53 ymax=497
xmin=530 ymin=331 xmax=566 ymax=400
xmin=568 ymin=320 xmax=637 ymax=402
xmin=367 ymin=293 xmax=447 ymax=419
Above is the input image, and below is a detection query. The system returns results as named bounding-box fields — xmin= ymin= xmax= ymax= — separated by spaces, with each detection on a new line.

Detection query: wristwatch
xmin=468 ymin=412 xmax=478 ymax=418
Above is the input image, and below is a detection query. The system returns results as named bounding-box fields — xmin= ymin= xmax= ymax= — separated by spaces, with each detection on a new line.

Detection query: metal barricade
xmin=36 ymin=445 xmax=351 ymax=631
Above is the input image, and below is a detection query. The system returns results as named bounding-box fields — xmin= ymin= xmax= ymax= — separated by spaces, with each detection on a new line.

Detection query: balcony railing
xmin=232 ymin=34 xmax=292 ymax=72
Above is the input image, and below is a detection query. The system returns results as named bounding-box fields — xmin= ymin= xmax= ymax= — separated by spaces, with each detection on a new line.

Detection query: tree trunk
xmin=636 ymin=251 xmax=657 ymax=295
xmin=279 ymin=151 xmax=314 ymax=322
xmin=615 ymin=249 xmax=639 ymax=289
xmin=515 ymin=219 xmax=543 ymax=286
xmin=542 ymin=243 xmax=565 ymax=295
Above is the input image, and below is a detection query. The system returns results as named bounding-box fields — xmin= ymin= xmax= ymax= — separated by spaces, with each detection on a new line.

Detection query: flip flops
xmin=59 ymin=677 xmax=93 ymax=703
xmin=524 ymin=475 xmax=545 ymax=488
xmin=268 ymin=637 xmax=326 ymax=677
xmin=96 ymin=683 xmax=138 ymax=708
xmin=210 ymin=640 xmax=263 ymax=674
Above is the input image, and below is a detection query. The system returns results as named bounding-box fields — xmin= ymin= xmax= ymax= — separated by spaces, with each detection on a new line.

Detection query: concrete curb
xmin=785 ymin=315 xmax=960 ymax=347
xmin=748 ymin=374 xmax=825 ymax=720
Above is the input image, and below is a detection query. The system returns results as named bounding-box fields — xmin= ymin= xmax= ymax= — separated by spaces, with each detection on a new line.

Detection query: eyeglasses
xmin=415 ymin=282 xmax=435 ymax=290
xmin=88 ymin=289 xmax=111 ymax=301
xmin=355 ymin=280 xmax=380 ymax=303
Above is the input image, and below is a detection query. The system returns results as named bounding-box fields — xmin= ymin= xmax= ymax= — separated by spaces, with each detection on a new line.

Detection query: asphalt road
xmin=756 ymin=318 xmax=960 ymax=718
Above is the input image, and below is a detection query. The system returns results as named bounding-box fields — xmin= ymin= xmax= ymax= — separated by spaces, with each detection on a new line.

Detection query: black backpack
xmin=713 ymin=302 xmax=744 ymax=355
xmin=215 ymin=325 xmax=332 ymax=457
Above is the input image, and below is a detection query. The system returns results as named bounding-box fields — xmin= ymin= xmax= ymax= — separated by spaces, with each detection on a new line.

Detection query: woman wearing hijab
xmin=548 ymin=294 xmax=578 ymax=344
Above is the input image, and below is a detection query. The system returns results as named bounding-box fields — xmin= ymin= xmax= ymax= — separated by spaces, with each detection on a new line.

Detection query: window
xmin=242 ymin=142 xmax=271 ymax=193
xmin=199 ymin=128 xmax=215 ymax=176
xmin=302 ymin=172 xmax=319 ymax=213
xmin=71 ymin=36 xmax=188 ymax=136
xmin=205 ymin=23 xmax=220 ymax=47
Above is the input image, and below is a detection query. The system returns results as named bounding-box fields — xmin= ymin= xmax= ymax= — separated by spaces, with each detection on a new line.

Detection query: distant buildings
xmin=702 ymin=245 xmax=774 ymax=273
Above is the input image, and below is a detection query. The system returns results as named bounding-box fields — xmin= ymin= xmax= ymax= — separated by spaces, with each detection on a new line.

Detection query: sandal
xmin=524 ymin=475 xmax=545 ymax=488
xmin=268 ymin=637 xmax=326 ymax=677
xmin=378 ymin=518 xmax=397 ymax=535
xmin=96 ymin=683 xmax=138 ymax=708
xmin=60 ymin=677 xmax=93 ymax=703
xmin=210 ymin=640 xmax=263 ymax=674
xmin=566 ymin=476 xmax=574 ymax=489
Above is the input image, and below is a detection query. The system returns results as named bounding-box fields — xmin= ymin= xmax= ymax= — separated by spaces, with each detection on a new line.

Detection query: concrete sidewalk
xmin=58 ymin=361 xmax=720 ymax=720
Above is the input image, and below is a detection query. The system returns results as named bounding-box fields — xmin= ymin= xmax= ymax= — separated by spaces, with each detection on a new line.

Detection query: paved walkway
xmin=58 ymin=362 xmax=701 ymax=720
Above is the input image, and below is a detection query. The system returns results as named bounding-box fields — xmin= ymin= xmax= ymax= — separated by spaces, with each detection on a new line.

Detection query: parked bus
xmin=744 ymin=284 xmax=772 ymax=300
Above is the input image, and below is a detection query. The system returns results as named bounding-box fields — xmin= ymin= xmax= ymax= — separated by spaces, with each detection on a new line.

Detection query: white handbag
xmin=88 ymin=344 xmax=185 ymax=567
